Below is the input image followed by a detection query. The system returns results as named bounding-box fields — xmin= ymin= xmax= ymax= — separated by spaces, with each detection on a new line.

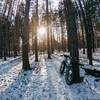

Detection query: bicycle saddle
xmin=64 ymin=54 xmax=70 ymax=58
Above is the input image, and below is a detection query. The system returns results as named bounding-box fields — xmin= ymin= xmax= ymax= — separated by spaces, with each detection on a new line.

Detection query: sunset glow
xmin=38 ymin=26 xmax=46 ymax=39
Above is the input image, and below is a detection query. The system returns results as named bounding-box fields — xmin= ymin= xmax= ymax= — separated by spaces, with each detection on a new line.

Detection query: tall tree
xmin=35 ymin=0 xmax=38 ymax=61
xmin=64 ymin=0 xmax=80 ymax=82
xmin=22 ymin=0 xmax=31 ymax=70
xmin=46 ymin=0 xmax=51 ymax=59
xmin=14 ymin=12 xmax=21 ymax=57
xmin=0 ymin=17 xmax=3 ymax=59
xmin=77 ymin=0 xmax=93 ymax=65
xmin=75 ymin=2 xmax=86 ymax=54
xmin=59 ymin=1 xmax=65 ymax=51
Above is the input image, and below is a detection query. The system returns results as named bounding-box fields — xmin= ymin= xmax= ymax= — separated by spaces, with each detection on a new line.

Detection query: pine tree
xmin=22 ymin=0 xmax=31 ymax=70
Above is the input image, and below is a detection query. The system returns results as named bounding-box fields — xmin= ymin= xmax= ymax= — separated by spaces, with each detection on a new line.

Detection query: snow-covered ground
xmin=0 ymin=53 xmax=100 ymax=100
xmin=0 ymin=56 xmax=21 ymax=67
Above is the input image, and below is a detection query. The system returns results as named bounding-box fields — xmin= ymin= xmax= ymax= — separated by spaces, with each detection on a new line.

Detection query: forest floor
xmin=0 ymin=49 xmax=100 ymax=100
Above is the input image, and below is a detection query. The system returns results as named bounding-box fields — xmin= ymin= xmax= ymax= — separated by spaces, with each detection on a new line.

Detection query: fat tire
xmin=60 ymin=62 xmax=65 ymax=74
xmin=65 ymin=66 xmax=74 ymax=85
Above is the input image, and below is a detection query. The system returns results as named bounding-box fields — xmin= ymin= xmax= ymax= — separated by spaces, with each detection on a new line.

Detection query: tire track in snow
xmin=45 ymin=55 xmax=71 ymax=100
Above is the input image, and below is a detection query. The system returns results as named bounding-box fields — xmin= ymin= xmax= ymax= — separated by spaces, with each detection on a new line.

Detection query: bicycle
xmin=60 ymin=54 xmax=74 ymax=85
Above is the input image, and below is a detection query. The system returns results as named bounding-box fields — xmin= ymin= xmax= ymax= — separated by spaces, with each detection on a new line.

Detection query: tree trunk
xmin=2 ymin=20 xmax=7 ymax=61
xmin=64 ymin=0 xmax=80 ymax=82
xmin=0 ymin=20 xmax=3 ymax=59
xmin=79 ymin=10 xmax=86 ymax=54
xmin=35 ymin=0 xmax=38 ymax=62
xmin=46 ymin=0 xmax=51 ymax=59
xmin=60 ymin=21 xmax=64 ymax=51
xmin=22 ymin=0 xmax=30 ymax=70
xmin=78 ymin=0 xmax=93 ymax=65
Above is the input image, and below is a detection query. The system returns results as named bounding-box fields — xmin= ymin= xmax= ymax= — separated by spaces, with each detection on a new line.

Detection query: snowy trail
xmin=45 ymin=58 xmax=70 ymax=100
xmin=0 ymin=54 xmax=100 ymax=100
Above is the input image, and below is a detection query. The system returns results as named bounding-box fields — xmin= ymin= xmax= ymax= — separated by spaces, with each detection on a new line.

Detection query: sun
xmin=38 ymin=26 xmax=46 ymax=39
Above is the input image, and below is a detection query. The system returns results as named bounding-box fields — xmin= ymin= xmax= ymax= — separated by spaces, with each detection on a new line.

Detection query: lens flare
xmin=38 ymin=26 xmax=46 ymax=39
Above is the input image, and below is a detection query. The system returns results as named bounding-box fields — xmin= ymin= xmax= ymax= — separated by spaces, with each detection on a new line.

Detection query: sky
xmin=30 ymin=0 xmax=61 ymax=18
xmin=0 ymin=0 xmax=61 ymax=20
xmin=39 ymin=0 xmax=61 ymax=9
xmin=50 ymin=0 xmax=61 ymax=9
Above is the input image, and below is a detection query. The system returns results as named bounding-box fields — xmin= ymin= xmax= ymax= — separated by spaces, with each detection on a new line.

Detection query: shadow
xmin=0 ymin=58 xmax=21 ymax=75
xmin=44 ymin=54 xmax=100 ymax=100
xmin=0 ymin=55 xmax=34 ymax=76
xmin=0 ymin=69 xmax=33 ymax=100
xmin=51 ymin=56 xmax=88 ymax=99
xmin=46 ymin=63 xmax=59 ymax=99
xmin=44 ymin=58 xmax=69 ymax=100
xmin=21 ymin=55 xmax=58 ymax=100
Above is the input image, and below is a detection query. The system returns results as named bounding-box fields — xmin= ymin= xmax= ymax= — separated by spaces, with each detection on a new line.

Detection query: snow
xmin=0 ymin=52 xmax=100 ymax=100
xmin=0 ymin=56 xmax=21 ymax=67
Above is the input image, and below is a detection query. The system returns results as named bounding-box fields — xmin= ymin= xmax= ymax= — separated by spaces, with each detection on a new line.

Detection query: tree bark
xmin=64 ymin=0 xmax=80 ymax=82
xmin=46 ymin=0 xmax=51 ymax=59
xmin=22 ymin=0 xmax=30 ymax=70
xmin=35 ymin=0 xmax=38 ymax=62
xmin=78 ymin=0 xmax=93 ymax=65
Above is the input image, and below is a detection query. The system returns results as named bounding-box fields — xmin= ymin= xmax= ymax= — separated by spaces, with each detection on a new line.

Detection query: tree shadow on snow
xmin=0 ymin=70 xmax=33 ymax=100
xmin=0 ymin=58 xmax=21 ymax=75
